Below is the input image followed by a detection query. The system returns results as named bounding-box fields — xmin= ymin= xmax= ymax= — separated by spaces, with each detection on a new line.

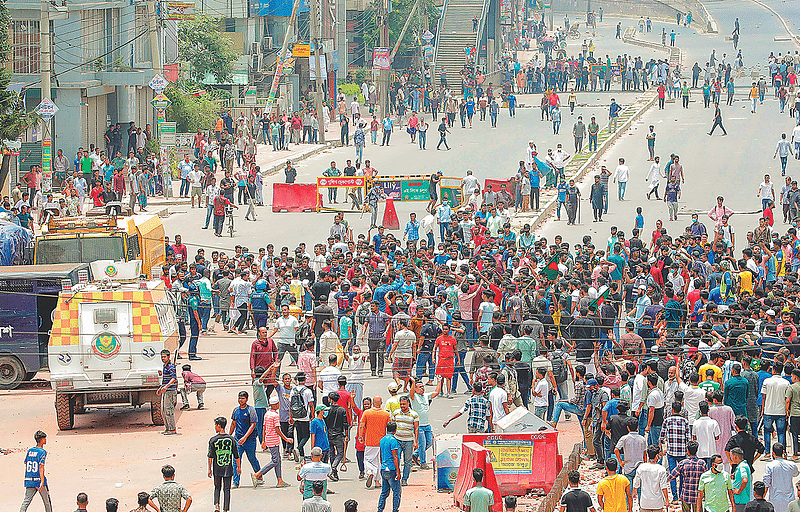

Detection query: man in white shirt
xmin=612 ymin=157 xmax=630 ymax=201
xmin=791 ymin=123 xmax=800 ymax=159
xmin=488 ymin=373 xmax=510 ymax=428
xmin=318 ymin=354 xmax=342 ymax=394
xmin=758 ymin=174 xmax=776 ymax=211
xmin=645 ymin=156 xmax=662 ymax=200
xmin=90 ymin=147 xmax=103 ymax=171
xmin=270 ymin=304 xmax=300 ymax=363
xmin=350 ymin=97 xmax=361 ymax=124
xmin=761 ymin=362 xmax=789 ymax=456
xmin=463 ymin=169 xmax=479 ymax=197
xmin=633 ymin=445 xmax=669 ymax=511
xmin=693 ymin=401 xmax=721 ymax=464
xmin=552 ymin=144 xmax=570 ymax=179
xmin=682 ymin=371 xmax=708 ymax=428
xmin=188 ymin=166 xmax=205 ymax=208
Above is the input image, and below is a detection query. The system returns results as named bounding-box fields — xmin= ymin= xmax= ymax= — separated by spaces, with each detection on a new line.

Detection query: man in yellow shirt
xmin=750 ymin=83 xmax=759 ymax=113
xmin=597 ymin=458 xmax=632 ymax=512
xmin=698 ymin=353 xmax=724 ymax=384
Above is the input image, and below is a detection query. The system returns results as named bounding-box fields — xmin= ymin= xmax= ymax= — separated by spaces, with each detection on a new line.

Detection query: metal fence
xmin=536 ymin=442 xmax=584 ymax=512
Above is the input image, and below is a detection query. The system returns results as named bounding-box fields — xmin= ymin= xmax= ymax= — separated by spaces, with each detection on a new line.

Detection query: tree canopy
xmin=177 ymin=15 xmax=237 ymax=84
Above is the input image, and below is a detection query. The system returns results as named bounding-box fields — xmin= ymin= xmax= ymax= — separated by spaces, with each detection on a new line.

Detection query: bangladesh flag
xmin=539 ymin=253 xmax=561 ymax=280
xmin=589 ymin=285 xmax=610 ymax=310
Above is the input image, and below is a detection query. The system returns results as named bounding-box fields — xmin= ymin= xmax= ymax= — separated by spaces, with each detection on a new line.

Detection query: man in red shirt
xmin=212 ymin=192 xmax=237 ymax=237
xmin=657 ymin=83 xmax=666 ymax=109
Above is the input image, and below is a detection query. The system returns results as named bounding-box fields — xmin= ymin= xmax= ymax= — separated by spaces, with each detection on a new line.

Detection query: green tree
xmin=0 ymin=0 xmax=38 ymax=140
xmin=177 ymin=15 xmax=237 ymax=84
xmin=164 ymin=83 xmax=228 ymax=132
xmin=361 ymin=0 xmax=439 ymax=59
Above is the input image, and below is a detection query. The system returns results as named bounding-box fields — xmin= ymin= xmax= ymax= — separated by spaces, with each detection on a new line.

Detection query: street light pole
xmin=311 ymin=0 xmax=326 ymax=143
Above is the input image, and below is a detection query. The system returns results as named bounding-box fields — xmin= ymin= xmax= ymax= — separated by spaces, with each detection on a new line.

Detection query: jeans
xmin=368 ymin=338 xmax=385 ymax=374
xmin=398 ymin=439 xmax=414 ymax=482
xmin=610 ymin=116 xmax=618 ymax=132
xmin=637 ymin=410 xmax=648 ymax=437
xmin=233 ymin=440 xmax=260 ymax=487
xmin=355 ymin=143 xmax=364 ymax=163
xmin=381 ymin=131 xmax=391 ymax=145
xmin=534 ymin=406 xmax=548 ymax=419
xmin=377 ymin=469 xmax=402 ymax=512
xmin=199 ymin=301 xmax=211 ymax=330
xmin=602 ymin=187 xmax=609 ymax=213
xmin=372 ymin=131 xmax=378 ymax=144
xmin=667 ymin=455 xmax=685 ymax=500
xmin=416 ymin=352 xmax=434 ymax=380
xmin=780 ymin=156 xmax=788 ymax=174
xmin=648 ymin=425 xmax=662 ymax=447
xmin=295 ymin=420 xmax=310 ymax=457
xmin=204 ymin=203 xmax=214 ymax=228
xmin=437 ymin=134 xmax=449 ymax=150
xmin=451 ymin=351 xmax=471 ymax=393
xmin=417 ymin=425 xmax=433 ymax=464
xmin=490 ymin=113 xmax=497 ymax=127
xmin=329 ymin=434 xmax=346 ymax=477
xmin=618 ymin=181 xmax=627 ymax=200
xmin=180 ymin=178 xmax=190 ymax=196
xmin=552 ymin=402 xmax=583 ymax=424
xmin=188 ymin=315 xmax=199 ymax=358
xmin=764 ymin=414 xmax=787 ymax=455
xmin=276 ymin=342 xmax=298 ymax=366
xmin=418 ymin=131 xmax=426 ymax=149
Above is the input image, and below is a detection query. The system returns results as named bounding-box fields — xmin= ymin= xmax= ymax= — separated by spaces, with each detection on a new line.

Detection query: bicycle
xmin=225 ymin=205 xmax=235 ymax=237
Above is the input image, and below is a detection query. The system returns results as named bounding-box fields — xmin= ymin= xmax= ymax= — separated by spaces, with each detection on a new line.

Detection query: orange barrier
xmin=453 ymin=442 xmax=503 ymax=512
xmin=272 ymin=183 xmax=319 ymax=212
xmin=382 ymin=196 xmax=400 ymax=229
xmin=463 ymin=431 xmax=562 ymax=495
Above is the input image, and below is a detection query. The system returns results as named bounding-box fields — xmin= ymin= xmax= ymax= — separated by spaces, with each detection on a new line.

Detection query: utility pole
xmin=310 ymin=0 xmax=326 ymax=143
xmin=266 ymin=0 xmax=302 ymax=113
xmin=147 ymin=0 xmax=161 ymax=74
xmin=40 ymin=0 xmax=51 ymax=105
xmin=377 ymin=1 xmax=388 ymax=119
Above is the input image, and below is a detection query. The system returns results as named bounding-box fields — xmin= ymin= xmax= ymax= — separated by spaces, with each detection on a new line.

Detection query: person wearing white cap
xmin=252 ymin=394 xmax=292 ymax=488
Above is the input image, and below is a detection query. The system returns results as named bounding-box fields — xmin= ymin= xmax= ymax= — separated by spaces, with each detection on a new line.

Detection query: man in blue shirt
xmin=158 ymin=349 xmax=178 ymax=435
xmin=19 ymin=430 xmax=51 ymax=512
xmin=377 ymin=421 xmax=402 ymax=512
xmin=609 ymin=98 xmax=621 ymax=132
xmin=403 ymin=213 xmax=420 ymax=245
xmin=557 ymin=178 xmax=568 ymax=220
xmin=230 ymin=390 xmax=261 ymax=488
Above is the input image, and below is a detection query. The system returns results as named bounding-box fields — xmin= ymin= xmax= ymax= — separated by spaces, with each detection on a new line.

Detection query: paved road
xmin=3 ymin=4 xmax=799 ymax=512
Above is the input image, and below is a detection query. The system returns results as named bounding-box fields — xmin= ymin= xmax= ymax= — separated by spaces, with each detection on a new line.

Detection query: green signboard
xmin=400 ymin=179 xmax=429 ymax=201
xmin=441 ymin=187 xmax=462 ymax=207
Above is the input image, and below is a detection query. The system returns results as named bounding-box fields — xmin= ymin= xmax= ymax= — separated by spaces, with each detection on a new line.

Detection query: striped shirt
xmin=391 ymin=408 xmax=419 ymax=441
xmin=162 ymin=362 xmax=177 ymax=390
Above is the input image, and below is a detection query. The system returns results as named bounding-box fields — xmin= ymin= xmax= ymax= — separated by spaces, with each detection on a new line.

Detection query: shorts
xmin=191 ymin=186 xmax=202 ymax=199
xmin=393 ymin=357 xmax=413 ymax=378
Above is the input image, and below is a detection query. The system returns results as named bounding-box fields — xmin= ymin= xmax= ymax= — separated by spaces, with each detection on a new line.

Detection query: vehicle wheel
xmin=0 ymin=355 xmax=25 ymax=389
xmin=151 ymin=400 xmax=164 ymax=426
xmin=55 ymin=392 xmax=74 ymax=430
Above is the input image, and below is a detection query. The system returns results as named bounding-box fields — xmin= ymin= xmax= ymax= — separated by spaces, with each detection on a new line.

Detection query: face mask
xmin=693 ymin=219 xmax=698 ymax=223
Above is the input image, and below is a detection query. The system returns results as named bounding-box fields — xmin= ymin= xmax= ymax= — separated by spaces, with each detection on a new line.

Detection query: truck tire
xmin=55 ymin=392 xmax=74 ymax=430
xmin=0 ymin=355 xmax=25 ymax=389
xmin=151 ymin=400 xmax=164 ymax=426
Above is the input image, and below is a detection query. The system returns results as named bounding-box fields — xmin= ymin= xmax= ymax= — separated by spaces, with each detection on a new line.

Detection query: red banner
xmin=317 ymin=176 xmax=365 ymax=188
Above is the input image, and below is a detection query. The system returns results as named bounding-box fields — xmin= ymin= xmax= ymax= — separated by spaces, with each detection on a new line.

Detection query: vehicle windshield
xmin=37 ymin=236 xmax=125 ymax=264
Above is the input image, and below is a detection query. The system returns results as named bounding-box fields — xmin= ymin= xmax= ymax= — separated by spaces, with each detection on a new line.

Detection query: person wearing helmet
xmin=251 ymin=279 xmax=276 ymax=329
xmin=186 ymin=283 xmax=203 ymax=360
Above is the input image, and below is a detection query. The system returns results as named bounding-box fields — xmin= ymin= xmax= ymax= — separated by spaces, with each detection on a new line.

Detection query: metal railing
xmin=433 ymin=0 xmax=451 ymax=68
xmin=475 ymin=0 xmax=491 ymax=63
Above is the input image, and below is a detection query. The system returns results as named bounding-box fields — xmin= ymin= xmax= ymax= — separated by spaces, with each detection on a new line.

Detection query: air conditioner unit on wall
xmin=251 ymin=41 xmax=261 ymax=55
xmin=261 ymin=37 xmax=273 ymax=52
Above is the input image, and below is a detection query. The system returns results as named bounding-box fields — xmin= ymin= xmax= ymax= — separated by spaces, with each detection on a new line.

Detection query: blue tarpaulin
xmin=0 ymin=220 xmax=32 ymax=266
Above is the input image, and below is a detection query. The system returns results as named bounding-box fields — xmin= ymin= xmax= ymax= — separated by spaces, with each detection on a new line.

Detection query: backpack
xmin=551 ymin=349 xmax=568 ymax=384
xmin=290 ymin=385 xmax=308 ymax=419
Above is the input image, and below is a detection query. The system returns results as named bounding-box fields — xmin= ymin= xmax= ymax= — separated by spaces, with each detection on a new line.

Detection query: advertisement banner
xmin=318 ymin=176 xmax=366 ymax=188
xmin=373 ymin=179 xmax=401 ymax=199
xmin=42 ymin=138 xmax=51 ymax=193
xmin=293 ymin=43 xmax=311 ymax=57
xmin=400 ymin=179 xmax=429 ymax=201
xmin=373 ymin=47 xmax=391 ymax=70
xmin=165 ymin=1 xmax=195 ymax=19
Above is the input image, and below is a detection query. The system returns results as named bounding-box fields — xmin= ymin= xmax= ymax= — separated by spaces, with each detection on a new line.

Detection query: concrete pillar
xmin=53 ymin=88 xmax=83 ymax=154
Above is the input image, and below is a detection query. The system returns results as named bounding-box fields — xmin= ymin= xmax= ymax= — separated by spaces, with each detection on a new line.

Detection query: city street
xmin=4 ymin=2 xmax=800 ymax=511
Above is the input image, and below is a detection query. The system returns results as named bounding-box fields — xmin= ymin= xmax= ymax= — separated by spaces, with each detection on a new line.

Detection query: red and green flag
xmin=589 ymin=285 xmax=610 ymax=310
xmin=539 ymin=253 xmax=561 ymax=280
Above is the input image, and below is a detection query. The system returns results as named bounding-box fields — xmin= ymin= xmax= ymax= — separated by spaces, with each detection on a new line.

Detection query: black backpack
xmin=290 ymin=385 xmax=308 ymax=419
xmin=551 ymin=349 xmax=568 ymax=384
